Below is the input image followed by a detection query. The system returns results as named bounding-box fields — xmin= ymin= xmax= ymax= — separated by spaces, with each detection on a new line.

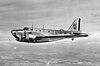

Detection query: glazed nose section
xmin=11 ymin=30 xmax=17 ymax=37
xmin=11 ymin=30 xmax=21 ymax=41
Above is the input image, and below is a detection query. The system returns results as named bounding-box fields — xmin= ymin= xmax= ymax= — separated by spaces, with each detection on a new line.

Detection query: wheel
xmin=71 ymin=38 xmax=74 ymax=41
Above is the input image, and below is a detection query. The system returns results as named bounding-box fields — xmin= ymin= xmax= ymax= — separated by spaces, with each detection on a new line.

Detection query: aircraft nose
xmin=11 ymin=30 xmax=17 ymax=36
xmin=11 ymin=29 xmax=25 ymax=41
xmin=11 ymin=30 xmax=20 ymax=39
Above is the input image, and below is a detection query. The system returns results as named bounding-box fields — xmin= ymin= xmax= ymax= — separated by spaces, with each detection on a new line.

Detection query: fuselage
xmin=11 ymin=27 xmax=88 ymax=43
xmin=11 ymin=27 xmax=67 ymax=43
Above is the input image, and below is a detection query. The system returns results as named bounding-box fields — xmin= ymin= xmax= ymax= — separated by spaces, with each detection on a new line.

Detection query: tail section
xmin=68 ymin=18 xmax=81 ymax=31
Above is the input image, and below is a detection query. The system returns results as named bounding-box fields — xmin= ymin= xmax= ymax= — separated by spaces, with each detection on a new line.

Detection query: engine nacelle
xmin=28 ymin=34 xmax=36 ymax=39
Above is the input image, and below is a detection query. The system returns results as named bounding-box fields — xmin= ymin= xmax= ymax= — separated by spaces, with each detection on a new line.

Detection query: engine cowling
xmin=28 ymin=34 xmax=36 ymax=39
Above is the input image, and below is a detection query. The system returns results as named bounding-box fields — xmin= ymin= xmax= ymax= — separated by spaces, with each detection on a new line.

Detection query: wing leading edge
xmin=35 ymin=33 xmax=88 ymax=39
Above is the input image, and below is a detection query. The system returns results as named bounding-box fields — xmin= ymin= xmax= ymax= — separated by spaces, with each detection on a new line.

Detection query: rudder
xmin=68 ymin=18 xmax=81 ymax=31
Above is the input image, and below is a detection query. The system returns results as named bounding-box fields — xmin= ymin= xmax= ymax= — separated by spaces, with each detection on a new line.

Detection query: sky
xmin=0 ymin=0 xmax=100 ymax=41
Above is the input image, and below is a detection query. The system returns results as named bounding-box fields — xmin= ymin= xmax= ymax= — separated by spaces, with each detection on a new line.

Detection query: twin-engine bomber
xmin=11 ymin=18 xmax=89 ymax=43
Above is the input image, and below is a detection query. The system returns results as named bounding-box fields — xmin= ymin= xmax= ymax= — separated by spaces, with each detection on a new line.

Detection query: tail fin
xmin=68 ymin=18 xmax=81 ymax=31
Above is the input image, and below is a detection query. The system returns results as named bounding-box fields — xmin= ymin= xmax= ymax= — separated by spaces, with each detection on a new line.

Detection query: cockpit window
xmin=23 ymin=27 xmax=29 ymax=30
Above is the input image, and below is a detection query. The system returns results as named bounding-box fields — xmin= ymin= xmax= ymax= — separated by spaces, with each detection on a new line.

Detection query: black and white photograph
xmin=0 ymin=0 xmax=100 ymax=66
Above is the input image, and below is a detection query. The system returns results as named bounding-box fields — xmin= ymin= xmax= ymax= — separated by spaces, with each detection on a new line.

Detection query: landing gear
xmin=71 ymin=38 xmax=74 ymax=41
xmin=70 ymin=32 xmax=74 ymax=41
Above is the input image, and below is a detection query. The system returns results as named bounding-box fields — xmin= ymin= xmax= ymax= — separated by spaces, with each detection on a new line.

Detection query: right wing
xmin=36 ymin=35 xmax=73 ymax=38
xmin=35 ymin=33 xmax=88 ymax=39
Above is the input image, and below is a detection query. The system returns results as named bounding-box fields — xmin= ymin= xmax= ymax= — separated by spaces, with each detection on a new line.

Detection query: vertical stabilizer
xmin=68 ymin=18 xmax=81 ymax=31
xmin=78 ymin=18 xmax=81 ymax=31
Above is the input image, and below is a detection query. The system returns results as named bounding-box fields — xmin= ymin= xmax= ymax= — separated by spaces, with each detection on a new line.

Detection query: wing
xmin=34 ymin=34 xmax=74 ymax=42
xmin=36 ymin=35 xmax=73 ymax=38
xmin=36 ymin=33 xmax=88 ymax=38
xmin=35 ymin=33 xmax=88 ymax=39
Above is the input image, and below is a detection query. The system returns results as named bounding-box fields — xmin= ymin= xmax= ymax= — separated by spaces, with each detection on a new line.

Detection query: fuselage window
xmin=48 ymin=31 xmax=50 ymax=32
xmin=28 ymin=32 xmax=32 ymax=34
xmin=36 ymin=30 xmax=37 ymax=31
xmin=64 ymin=32 xmax=66 ymax=34
xmin=39 ymin=30 xmax=41 ymax=32
xmin=31 ymin=29 xmax=33 ymax=31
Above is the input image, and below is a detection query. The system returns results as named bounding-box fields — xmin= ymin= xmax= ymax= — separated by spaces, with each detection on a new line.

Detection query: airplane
xmin=11 ymin=18 xmax=89 ymax=43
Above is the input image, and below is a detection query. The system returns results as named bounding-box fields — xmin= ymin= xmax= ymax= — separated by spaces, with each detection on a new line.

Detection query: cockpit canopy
xmin=23 ymin=27 xmax=29 ymax=30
